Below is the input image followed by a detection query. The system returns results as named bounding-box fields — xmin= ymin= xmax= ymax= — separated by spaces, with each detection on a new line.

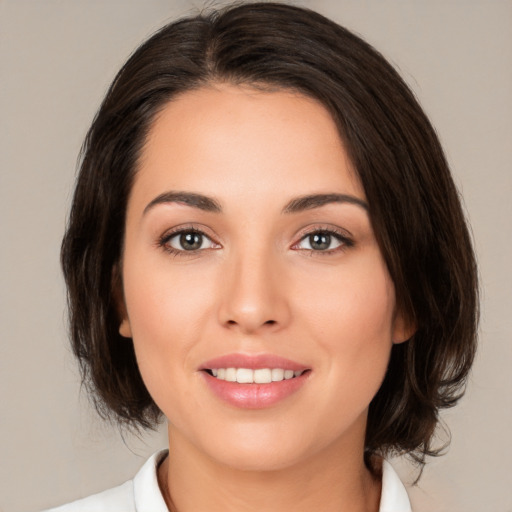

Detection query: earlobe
xmin=112 ymin=263 xmax=132 ymax=338
xmin=119 ymin=318 xmax=132 ymax=338
xmin=392 ymin=312 xmax=416 ymax=344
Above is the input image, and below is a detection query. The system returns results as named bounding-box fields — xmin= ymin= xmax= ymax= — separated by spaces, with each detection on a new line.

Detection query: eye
xmin=294 ymin=229 xmax=352 ymax=253
xmin=160 ymin=229 xmax=218 ymax=254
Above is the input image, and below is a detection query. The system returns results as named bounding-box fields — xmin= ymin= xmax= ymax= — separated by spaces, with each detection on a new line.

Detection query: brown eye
xmin=298 ymin=231 xmax=344 ymax=251
xmin=180 ymin=232 xmax=202 ymax=250
xmin=166 ymin=230 xmax=215 ymax=251
xmin=309 ymin=233 xmax=332 ymax=250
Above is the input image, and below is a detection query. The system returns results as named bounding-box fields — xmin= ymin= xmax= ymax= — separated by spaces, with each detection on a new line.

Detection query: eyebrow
xmin=144 ymin=191 xmax=222 ymax=214
xmin=143 ymin=191 xmax=368 ymax=215
xmin=282 ymin=193 xmax=368 ymax=213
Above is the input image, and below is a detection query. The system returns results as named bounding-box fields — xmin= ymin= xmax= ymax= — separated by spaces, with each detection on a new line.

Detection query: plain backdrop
xmin=1 ymin=1 xmax=511 ymax=511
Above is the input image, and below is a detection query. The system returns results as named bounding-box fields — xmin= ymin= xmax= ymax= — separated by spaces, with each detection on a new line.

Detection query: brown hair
xmin=61 ymin=2 xmax=478 ymax=470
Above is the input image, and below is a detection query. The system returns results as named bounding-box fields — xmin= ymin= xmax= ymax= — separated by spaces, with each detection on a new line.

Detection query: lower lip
xmin=201 ymin=371 xmax=310 ymax=409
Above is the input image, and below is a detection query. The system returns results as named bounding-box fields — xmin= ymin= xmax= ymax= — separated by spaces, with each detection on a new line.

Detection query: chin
xmin=209 ymin=444 xmax=308 ymax=473
xmin=192 ymin=422 xmax=322 ymax=473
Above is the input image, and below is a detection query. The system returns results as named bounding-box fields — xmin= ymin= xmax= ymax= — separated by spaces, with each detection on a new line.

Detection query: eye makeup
xmin=156 ymin=223 xmax=355 ymax=259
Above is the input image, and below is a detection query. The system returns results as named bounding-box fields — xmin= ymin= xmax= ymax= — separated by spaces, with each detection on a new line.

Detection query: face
xmin=119 ymin=84 xmax=409 ymax=471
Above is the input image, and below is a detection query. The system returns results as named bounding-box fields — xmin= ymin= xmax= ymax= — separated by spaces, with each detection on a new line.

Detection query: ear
xmin=112 ymin=264 xmax=132 ymax=339
xmin=392 ymin=311 xmax=416 ymax=344
xmin=119 ymin=319 xmax=132 ymax=338
xmin=119 ymin=313 xmax=132 ymax=339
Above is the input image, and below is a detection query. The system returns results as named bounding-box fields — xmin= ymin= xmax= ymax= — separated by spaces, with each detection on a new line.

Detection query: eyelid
xmin=291 ymin=225 xmax=354 ymax=254
xmin=157 ymin=224 xmax=221 ymax=256
xmin=157 ymin=223 xmax=354 ymax=257
xmin=167 ymin=231 xmax=216 ymax=250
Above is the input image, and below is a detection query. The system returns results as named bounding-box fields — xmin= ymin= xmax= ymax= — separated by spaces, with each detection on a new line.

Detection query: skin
xmin=118 ymin=84 xmax=411 ymax=512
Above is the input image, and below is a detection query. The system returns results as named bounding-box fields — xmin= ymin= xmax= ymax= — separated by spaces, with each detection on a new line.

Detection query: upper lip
xmin=200 ymin=353 xmax=309 ymax=372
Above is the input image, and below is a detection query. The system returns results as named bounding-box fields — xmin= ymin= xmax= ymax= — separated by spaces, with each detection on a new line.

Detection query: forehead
xmin=132 ymin=83 xmax=364 ymax=211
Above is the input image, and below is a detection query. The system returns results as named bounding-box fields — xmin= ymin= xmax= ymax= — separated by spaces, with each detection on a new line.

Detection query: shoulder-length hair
xmin=61 ymin=2 xmax=478 ymax=470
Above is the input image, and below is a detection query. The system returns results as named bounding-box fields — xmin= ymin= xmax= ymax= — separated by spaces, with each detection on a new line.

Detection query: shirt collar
xmin=133 ymin=450 xmax=411 ymax=512
xmin=133 ymin=450 xmax=169 ymax=512
xmin=379 ymin=459 xmax=412 ymax=512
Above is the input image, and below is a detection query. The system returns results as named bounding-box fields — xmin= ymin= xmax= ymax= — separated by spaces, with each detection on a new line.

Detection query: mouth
xmin=199 ymin=354 xmax=311 ymax=408
xmin=204 ymin=368 xmax=307 ymax=383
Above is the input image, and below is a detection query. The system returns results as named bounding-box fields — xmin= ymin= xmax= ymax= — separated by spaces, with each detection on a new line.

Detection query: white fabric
xmin=43 ymin=450 xmax=411 ymax=511
xmin=380 ymin=459 xmax=412 ymax=512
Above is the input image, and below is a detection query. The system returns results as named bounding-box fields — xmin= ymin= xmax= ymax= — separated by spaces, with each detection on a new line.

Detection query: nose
xmin=218 ymin=248 xmax=291 ymax=335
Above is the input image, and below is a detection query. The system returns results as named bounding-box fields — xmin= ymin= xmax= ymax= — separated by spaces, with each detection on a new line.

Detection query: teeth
xmin=254 ymin=368 xmax=272 ymax=384
xmin=271 ymin=368 xmax=284 ymax=381
xmin=236 ymin=368 xmax=253 ymax=383
xmin=209 ymin=368 xmax=305 ymax=383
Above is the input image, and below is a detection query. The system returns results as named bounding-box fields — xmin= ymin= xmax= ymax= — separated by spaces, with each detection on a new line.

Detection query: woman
xmin=48 ymin=2 xmax=478 ymax=511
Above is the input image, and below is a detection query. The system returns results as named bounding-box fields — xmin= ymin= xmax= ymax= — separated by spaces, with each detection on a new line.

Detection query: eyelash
xmin=157 ymin=225 xmax=354 ymax=258
xmin=294 ymin=226 xmax=354 ymax=255
xmin=157 ymin=225 xmax=216 ymax=258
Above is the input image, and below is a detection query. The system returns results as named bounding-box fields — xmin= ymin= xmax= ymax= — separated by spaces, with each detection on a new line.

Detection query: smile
xmin=200 ymin=354 xmax=311 ymax=408
xmin=207 ymin=368 xmax=306 ymax=383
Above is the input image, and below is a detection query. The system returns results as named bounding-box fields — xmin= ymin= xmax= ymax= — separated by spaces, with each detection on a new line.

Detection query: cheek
xmin=123 ymin=254 xmax=217 ymax=338
xmin=121 ymin=257 xmax=219 ymax=404
xmin=300 ymin=252 xmax=395 ymax=339
xmin=296 ymin=251 xmax=395 ymax=401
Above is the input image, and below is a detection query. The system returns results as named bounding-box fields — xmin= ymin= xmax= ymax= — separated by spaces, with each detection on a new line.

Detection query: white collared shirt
xmin=43 ymin=450 xmax=411 ymax=511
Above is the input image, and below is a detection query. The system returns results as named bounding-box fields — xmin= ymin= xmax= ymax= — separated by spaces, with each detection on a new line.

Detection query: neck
xmin=158 ymin=424 xmax=382 ymax=512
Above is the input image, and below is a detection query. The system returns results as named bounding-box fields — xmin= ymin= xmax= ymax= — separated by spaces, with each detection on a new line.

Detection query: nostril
xmin=222 ymin=313 xmax=281 ymax=332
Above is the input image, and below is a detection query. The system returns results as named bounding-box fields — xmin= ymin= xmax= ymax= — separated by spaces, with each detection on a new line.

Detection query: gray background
xmin=1 ymin=1 xmax=511 ymax=511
